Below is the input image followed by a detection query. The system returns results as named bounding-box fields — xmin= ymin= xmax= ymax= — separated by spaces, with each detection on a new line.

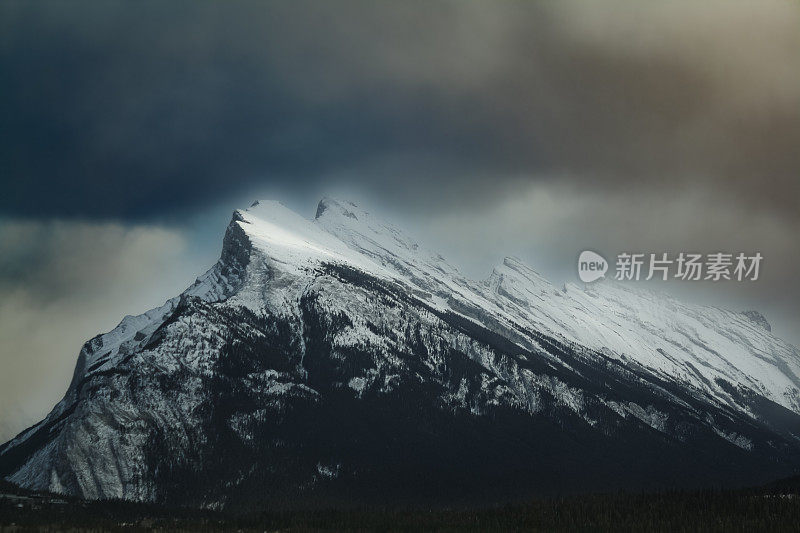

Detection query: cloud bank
xmin=0 ymin=220 xmax=199 ymax=441
xmin=1 ymin=0 xmax=798 ymax=440
xmin=2 ymin=0 xmax=798 ymax=218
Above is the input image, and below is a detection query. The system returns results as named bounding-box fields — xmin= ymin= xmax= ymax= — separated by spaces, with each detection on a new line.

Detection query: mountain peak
xmin=3 ymin=197 xmax=800 ymax=506
xmin=488 ymin=256 xmax=551 ymax=289
xmin=241 ymin=199 xmax=291 ymax=216
xmin=315 ymin=197 xmax=362 ymax=221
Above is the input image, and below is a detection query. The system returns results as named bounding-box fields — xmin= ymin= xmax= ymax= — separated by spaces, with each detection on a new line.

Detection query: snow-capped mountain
xmin=2 ymin=198 xmax=799 ymax=508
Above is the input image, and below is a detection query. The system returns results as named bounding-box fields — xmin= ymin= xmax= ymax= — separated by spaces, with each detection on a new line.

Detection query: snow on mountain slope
xmin=2 ymin=197 xmax=799 ymax=505
xmin=486 ymin=258 xmax=800 ymax=416
xmin=311 ymin=197 xmax=800 ymax=418
xmin=54 ymin=197 xmax=800 ymax=424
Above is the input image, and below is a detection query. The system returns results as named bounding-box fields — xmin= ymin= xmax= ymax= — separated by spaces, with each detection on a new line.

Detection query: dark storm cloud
xmin=1 ymin=0 xmax=800 ymax=441
xmin=2 ymin=0 xmax=798 ymax=220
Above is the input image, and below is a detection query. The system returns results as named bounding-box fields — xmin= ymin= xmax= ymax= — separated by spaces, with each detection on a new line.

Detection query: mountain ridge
xmin=1 ymin=197 xmax=799 ymax=507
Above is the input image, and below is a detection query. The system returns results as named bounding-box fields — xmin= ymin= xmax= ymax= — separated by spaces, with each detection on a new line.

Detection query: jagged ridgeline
xmin=2 ymin=198 xmax=799 ymax=508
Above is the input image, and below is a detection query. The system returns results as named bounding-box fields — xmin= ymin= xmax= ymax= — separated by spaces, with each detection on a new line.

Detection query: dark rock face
xmin=742 ymin=310 xmax=772 ymax=332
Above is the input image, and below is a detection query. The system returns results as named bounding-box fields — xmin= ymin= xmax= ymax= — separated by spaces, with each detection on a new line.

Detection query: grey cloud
xmin=2 ymin=0 xmax=798 ymax=220
xmin=1 ymin=0 xmax=799 ymax=439
xmin=0 ymin=220 xmax=206 ymax=442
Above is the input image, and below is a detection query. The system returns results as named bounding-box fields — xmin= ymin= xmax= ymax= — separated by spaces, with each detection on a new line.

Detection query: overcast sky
xmin=1 ymin=0 xmax=799 ymax=442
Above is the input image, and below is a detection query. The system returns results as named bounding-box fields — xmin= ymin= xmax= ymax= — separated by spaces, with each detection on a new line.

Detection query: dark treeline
xmin=2 ymin=486 xmax=800 ymax=532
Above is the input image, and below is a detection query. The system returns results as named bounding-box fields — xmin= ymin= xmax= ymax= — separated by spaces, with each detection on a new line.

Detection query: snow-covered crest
xmin=2 ymin=197 xmax=799 ymax=503
xmin=238 ymin=198 xmax=800 ymax=416
xmin=57 ymin=197 xmax=800 ymax=417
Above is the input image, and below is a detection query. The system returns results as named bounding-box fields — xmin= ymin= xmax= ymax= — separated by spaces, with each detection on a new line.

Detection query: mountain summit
xmin=2 ymin=199 xmax=799 ymax=508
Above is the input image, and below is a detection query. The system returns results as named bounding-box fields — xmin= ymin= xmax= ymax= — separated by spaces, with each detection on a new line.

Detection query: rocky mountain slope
xmin=2 ymin=198 xmax=799 ymax=508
